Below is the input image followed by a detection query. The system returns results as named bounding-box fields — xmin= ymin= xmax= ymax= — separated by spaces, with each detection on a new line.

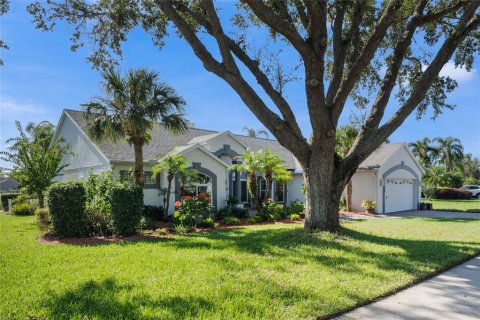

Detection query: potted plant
xmin=361 ymin=199 xmax=376 ymax=214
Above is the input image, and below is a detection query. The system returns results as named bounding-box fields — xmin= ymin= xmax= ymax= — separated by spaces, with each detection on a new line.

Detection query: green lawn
xmin=1 ymin=214 xmax=480 ymax=319
xmin=424 ymin=198 xmax=480 ymax=213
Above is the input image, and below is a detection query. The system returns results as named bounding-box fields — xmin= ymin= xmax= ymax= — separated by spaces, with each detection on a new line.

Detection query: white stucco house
xmin=52 ymin=109 xmax=424 ymax=215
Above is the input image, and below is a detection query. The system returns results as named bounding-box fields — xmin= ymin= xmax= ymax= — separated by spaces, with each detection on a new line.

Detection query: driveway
xmin=387 ymin=210 xmax=480 ymax=219
xmin=336 ymin=255 xmax=480 ymax=320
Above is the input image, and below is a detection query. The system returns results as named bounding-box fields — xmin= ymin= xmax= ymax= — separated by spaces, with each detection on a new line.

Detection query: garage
xmin=384 ymin=178 xmax=415 ymax=213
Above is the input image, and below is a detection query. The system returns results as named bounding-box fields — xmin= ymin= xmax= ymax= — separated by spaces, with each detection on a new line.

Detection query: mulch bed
xmin=37 ymin=218 xmax=305 ymax=246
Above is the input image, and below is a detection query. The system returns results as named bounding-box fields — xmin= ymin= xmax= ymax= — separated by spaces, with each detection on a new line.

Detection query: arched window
xmin=182 ymin=173 xmax=212 ymax=201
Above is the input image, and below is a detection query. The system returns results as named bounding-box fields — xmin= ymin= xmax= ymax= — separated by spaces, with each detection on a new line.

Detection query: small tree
xmin=152 ymin=154 xmax=196 ymax=214
xmin=229 ymin=151 xmax=263 ymax=210
xmin=0 ymin=121 xmax=70 ymax=208
xmin=83 ymin=68 xmax=189 ymax=187
xmin=242 ymin=127 xmax=269 ymax=139
xmin=258 ymin=148 xmax=292 ymax=201
xmin=336 ymin=125 xmax=359 ymax=212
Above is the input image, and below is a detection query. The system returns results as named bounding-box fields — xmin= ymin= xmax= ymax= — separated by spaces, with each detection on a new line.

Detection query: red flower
xmin=267 ymin=198 xmax=273 ymax=203
xmin=175 ymin=201 xmax=182 ymax=208
xmin=181 ymin=196 xmax=193 ymax=201
xmin=198 ymin=192 xmax=208 ymax=199
xmin=205 ymin=196 xmax=212 ymax=202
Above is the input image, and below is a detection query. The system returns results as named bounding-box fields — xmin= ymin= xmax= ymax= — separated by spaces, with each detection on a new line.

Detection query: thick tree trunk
xmin=302 ymin=148 xmax=343 ymax=232
xmin=346 ymin=180 xmax=353 ymax=212
xmin=133 ymin=142 xmax=145 ymax=187
xmin=37 ymin=191 xmax=44 ymax=209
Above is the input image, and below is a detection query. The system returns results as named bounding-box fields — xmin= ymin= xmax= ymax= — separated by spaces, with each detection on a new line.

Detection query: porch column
xmin=228 ymin=171 xmax=234 ymax=197
xmin=234 ymin=170 xmax=241 ymax=201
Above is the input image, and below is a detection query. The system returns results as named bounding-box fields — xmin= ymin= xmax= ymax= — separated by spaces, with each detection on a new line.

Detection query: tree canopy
xmin=25 ymin=0 xmax=480 ymax=231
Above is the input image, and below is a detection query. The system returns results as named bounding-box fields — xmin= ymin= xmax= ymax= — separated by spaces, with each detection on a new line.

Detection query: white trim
xmin=159 ymin=143 xmax=229 ymax=168
xmin=401 ymin=143 xmax=426 ymax=175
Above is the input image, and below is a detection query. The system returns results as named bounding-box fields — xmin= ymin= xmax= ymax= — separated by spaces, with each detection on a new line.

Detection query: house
xmin=52 ymin=109 xmax=424 ymax=214
xmin=0 ymin=178 xmax=19 ymax=193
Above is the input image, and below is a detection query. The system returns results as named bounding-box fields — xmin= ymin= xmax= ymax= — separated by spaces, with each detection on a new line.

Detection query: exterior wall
xmin=112 ymin=164 xmax=163 ymax=206
xmin=201 ymin=134 xmax=246 ymax=155
xmin=55 ymin=115 xmax=111 ymax=182
xmin=376 ymin=146 xmax=423 ymax=213
xmin=168 ymin=148 xmax=228 ymax=215
xmin=288 ymin=174 xmax=306 ymax=203
xmin=350 ymin=171 xmax=378 ymax=212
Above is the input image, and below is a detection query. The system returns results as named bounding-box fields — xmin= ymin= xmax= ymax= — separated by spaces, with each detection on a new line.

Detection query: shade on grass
xmin=1 ymin=214 xmax=480 ymax=319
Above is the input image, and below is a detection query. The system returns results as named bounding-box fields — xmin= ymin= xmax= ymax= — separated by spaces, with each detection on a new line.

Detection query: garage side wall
xmin=351 ymin=171 xmax=378 ymax=212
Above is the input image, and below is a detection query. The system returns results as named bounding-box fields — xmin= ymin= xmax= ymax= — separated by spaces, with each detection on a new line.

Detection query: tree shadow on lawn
xmin=42 ymin=277 xmax=213 ymax=320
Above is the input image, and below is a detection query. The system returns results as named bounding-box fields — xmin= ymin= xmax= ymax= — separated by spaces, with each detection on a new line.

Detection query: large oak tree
xmin=26 ymin=0 xmax=480 ymax=231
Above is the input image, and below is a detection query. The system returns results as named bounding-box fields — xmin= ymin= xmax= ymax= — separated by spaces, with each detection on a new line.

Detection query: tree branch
xmin=293 ymin=0 xmax=309 ymax=31
xmin=160 ymin=1 xmax=311 ymax=162
xmin=242 ymin=0 xmax=311 ymax=58
xmin=173 ymin=2 xmax=304 ymax=140
xmin=330 ymin=0 xmax=404 ymax=122
xmin=342 ymin=3 xmax=480 ymax=171
xmin=417 ymin=0 xmax=466 ymax=24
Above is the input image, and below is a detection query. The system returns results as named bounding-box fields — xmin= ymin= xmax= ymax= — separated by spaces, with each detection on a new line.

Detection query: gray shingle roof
xmin=358 ymin=143 xmax=405 ymax=169
xmin=65 ymin=109 xmax=403 ymax=172
xmin=65 ymin=109 xmax=298 ymax=168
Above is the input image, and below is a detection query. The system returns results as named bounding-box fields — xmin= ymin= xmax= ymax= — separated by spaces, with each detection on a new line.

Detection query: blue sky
xmin=1 ymin=1 xmax=479 ymax=168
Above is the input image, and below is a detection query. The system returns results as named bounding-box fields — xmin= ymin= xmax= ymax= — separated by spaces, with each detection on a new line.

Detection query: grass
xmin=1 ymin=214 xmax=480 ymax=319
xmin=424 ymin=198 xmax=480 ymax=213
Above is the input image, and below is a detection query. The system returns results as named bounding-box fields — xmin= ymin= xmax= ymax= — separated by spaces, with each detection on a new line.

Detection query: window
xmin=240 ymin=181 xmax=248 ymax=202
xmin=181 ymin=173 xmax=212 ymax=202
xmin=119 ymin=170 xmax=158 ymax=188
xmin=275 ymin=182 xmax=285 ymax=203
xmin=259 ymin=179 xmax=267 ymax=200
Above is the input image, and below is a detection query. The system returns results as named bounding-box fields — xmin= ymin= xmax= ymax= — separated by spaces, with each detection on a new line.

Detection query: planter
xmin=366 ymin=209 xmax=376 ymax=214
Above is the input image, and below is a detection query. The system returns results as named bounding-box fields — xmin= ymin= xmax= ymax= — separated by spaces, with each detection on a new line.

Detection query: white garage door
xmin=384 ymin=178 xmax=414 ymax=213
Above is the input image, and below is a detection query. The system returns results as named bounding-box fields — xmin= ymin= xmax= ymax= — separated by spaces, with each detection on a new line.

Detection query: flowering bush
xmin=262 ymin=198 xmax=287 ymax=220
xmin=173 ymin=193 xmax=212 ymax=228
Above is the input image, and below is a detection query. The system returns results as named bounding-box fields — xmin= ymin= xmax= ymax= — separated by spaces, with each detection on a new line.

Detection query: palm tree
xmin=423 ymin=166 xmax=447 ymax=189
xmin=152 ymin=154 xmax=194 ymax=214
xmin=229 ymin=151 xmax=263 ymax=210
xmin=335 ymin=124 xmax=359 ymax=212
xmin=433 ymin=137 xmax=464 ymax=171
xmin=242 ymin=127 xmax=269 ymax=139
xmin=82 ymin=68 xmax=188 ymax=187
xmin=258 ymin=148 xmax=292 ymax=201
xmin=408 ymin=138 xmax=438 ymax=168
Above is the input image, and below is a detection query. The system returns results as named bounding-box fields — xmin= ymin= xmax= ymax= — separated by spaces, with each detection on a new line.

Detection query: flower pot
xmin=366 ymin=208 xmax=376 ymax=214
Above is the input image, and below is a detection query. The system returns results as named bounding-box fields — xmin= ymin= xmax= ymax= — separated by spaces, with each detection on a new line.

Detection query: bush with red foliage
xmin=435 ymin=188 xmax=472 ymax=200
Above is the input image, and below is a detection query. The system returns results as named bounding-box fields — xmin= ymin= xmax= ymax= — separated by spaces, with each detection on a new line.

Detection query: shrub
xmin=442 ymin=172 xmax=464 ymax=188
xmin=155 ymin=228 xmax=168 ymax=236
xmin=339 ymin=197 xmax=347 ymax=211
xmin=12 ymin=203 xmax=34 ymax=216
xmin=422 ymin=185 xmax=436 ymax=200
xmin=173 ymin=224 xmax=192 ymax=234
xmin=288 ymin=200 xmax=304 ymax=215
xmin=138 ymin=216 xmax=156 ymax=231
xmin=111 ymin=183 xmax=144 ymax=236
xmin=143 ymin=205 xmax=165 ymax=221
xmin=35 ymin=208 xmax=51 ymax=232
xmin=361 ymin=199 xmax=376 ymax=210
xmin=247 ymin=214 xmax=264 ymax=224
xmin=85 ymin=170 xmax=114 ymax=236
xmin=173 ymin=195 xmax=211 ymax=228
xmin=49 ymin=181 xmax=89 ymax=238
xmin=216 ymin=206 xmax=247 ymax=220
xmin=1 ymin=193 xmax=19 ymax=211
xmin=435 ymin=188 xmax=472 ymax=200
xmin=198 ymin=217 xmax=216 ymax=228
xmin=262 ymin=199 xmax=286 ymax=219
xmin=223 ymin=216 xmax=240 ymax=226
xmin=290 ymin=213 xmax=301 ymax=221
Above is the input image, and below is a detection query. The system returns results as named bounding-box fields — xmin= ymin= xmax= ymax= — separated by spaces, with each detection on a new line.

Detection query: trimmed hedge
xmin=435 ymin=188 xmax=472 ymax=200
xmin=143 ymin=205 xmax=165 ymax=221
xmin=49 ymin=181 xmax=89 ymax=238
xmin=1 ymin=193 xmax=20 ymax=211
xmin=111 ymin=183 xmax=143 ymax=236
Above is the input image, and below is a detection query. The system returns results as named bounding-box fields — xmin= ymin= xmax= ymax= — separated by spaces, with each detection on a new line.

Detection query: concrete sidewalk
xmin=388 ymin=210 xmax=480 ymax=219
xmin=336 ymin=256 xmax=480 ymax=320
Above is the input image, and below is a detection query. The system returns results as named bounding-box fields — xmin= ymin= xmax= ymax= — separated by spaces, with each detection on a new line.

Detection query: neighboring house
xmin=52 ymin=109 xmax=424 ymax=214
xmin=0 ymin=178 xmax=19 ymax=193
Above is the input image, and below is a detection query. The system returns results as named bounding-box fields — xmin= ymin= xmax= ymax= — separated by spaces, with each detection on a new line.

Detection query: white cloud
xmin=0 ymin=96 xmax=49 ymax=117
xmin=439 ymin=61 xmax=477 ymax=83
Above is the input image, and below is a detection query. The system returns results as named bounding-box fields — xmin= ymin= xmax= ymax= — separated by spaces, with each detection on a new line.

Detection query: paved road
xmin=387 ymin=210 xmax=480 ymax=219
xmin=336 ymin=256 xmax=480 ymax=320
